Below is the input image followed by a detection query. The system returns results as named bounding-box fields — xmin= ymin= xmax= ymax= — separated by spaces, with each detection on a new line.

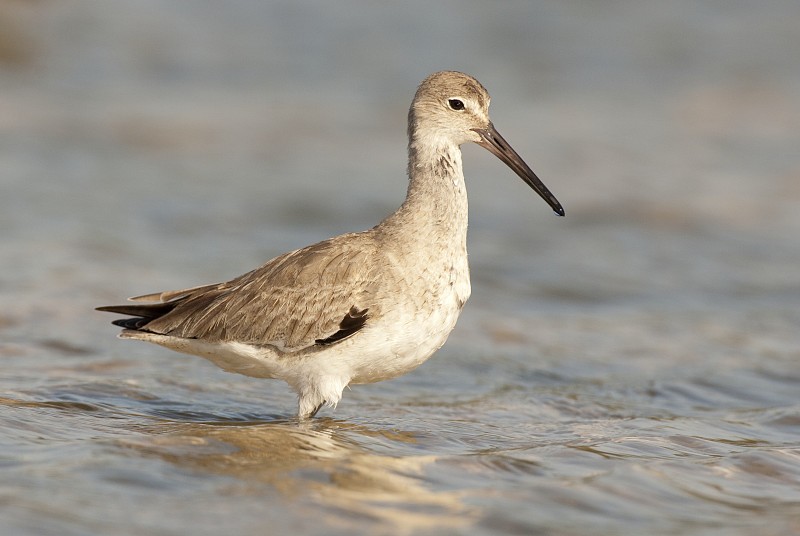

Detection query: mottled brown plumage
xmin=101 ymin=235 xmax=380 ymax=350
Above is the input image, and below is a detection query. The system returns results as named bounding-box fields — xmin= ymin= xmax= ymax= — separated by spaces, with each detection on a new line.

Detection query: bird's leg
xmin=307 ymin=402 xmax=325 ymax=419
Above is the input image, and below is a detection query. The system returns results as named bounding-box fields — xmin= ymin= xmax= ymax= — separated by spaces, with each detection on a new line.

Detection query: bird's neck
xmin=385 ymin=130 xmax=469 ymax=241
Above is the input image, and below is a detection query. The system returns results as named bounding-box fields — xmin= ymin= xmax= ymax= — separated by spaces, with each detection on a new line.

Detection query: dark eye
xmin=448 ymin=99 xmax=465 ymax=111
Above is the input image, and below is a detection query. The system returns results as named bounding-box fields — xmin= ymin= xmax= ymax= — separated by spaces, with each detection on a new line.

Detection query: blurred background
xmin=1 ymin=1 xmax=799 ymax=535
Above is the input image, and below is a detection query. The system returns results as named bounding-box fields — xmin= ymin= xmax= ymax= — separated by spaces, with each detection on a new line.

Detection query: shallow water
xmin=2 ymin=1 xmax=800 ymax=535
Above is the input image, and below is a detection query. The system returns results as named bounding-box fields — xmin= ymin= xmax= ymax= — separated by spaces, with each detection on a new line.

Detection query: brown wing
xmin=99 ymin=232 xmax=382 ymax=351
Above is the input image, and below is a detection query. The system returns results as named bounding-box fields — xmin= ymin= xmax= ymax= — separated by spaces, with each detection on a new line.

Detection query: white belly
xmin=347 ymin=293 xmax=465 ymax=384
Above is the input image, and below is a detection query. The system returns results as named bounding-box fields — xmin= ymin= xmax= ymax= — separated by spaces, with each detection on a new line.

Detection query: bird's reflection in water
xmin=120 ymin=417 xmax=476 ymax=531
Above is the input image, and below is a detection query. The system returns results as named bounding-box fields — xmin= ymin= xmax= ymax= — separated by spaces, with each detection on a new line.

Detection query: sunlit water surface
xmin=2 ymin=1 xmax=799 ymax=535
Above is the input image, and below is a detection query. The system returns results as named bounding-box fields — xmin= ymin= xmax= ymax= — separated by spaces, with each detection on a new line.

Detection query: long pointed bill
xmin=473 ymin=123 xmax=564 ymax=216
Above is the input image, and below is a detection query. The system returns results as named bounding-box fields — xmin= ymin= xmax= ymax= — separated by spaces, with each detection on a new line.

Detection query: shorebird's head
xmin=411 ymin=71 xmax=564 ymax=216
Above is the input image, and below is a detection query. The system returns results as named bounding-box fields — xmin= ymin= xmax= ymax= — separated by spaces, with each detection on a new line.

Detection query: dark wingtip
xmin=97 ymin=302 xmax=176 ymax=331
xmin=110 ymin=317 xmax=149 ymax=330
